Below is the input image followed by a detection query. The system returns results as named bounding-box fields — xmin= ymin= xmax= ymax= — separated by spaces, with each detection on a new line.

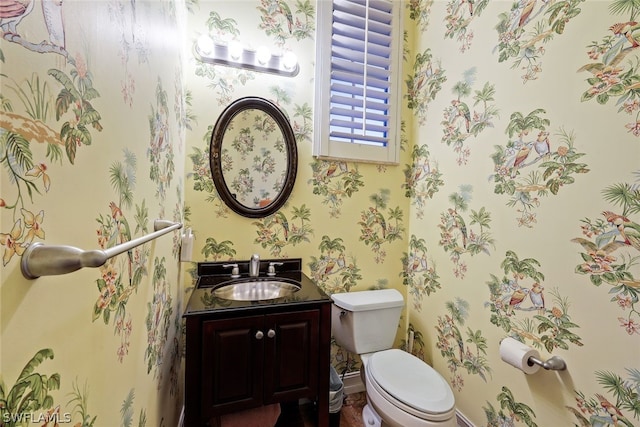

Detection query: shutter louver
xmin=329 ymin=0 xmax=394 ymax=146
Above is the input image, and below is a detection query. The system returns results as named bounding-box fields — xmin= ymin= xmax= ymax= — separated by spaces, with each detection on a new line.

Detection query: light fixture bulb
xmin=282 ymin=51 xmax=298 ymax=70
xmin=256 ymin=46 xmax=271 ymax=65
xmin=228 ymin=41 xmax=243 ymax=61
xmin=197 ymin=34 xmax=214 ymax=55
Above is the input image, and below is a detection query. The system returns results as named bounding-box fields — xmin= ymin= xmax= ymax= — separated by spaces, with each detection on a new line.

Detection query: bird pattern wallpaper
xmin=437 ymin=185 xmax=494 ymax=278
xmin=1 ymin=0 xmax=185 ymax=425
xmin=491 ymin=110 xmax=589 ymax=227
xmin=441 ymin=68 xmax=499 ymax=166
xmin=185 ymin=2 xmax=639 ymax=427
xmin=1 ymin=1 xmax=639 ymax=427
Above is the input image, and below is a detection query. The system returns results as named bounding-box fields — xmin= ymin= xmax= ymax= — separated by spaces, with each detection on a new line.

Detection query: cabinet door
xmin=263 ymin=310 xmax=320 ymax=403
xmin=201 ymin=316 xmax=264 ymax=416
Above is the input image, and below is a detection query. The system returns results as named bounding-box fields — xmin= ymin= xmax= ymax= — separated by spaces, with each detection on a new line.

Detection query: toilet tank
xmin=331 ymin=289 xmax=404 ymax=354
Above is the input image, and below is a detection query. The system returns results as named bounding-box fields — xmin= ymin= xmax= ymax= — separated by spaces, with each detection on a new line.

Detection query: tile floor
xmin=335 ymin=392 xmax=367 ymax=427
xmin=219 ymin=391 xmax=467 ymax=427
xmin=274 ymin=392 xmax=367 ymax=427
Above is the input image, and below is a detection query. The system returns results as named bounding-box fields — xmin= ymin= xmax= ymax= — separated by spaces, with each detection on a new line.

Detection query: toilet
xmin=331 ymin=289 xmax=456 ymax=427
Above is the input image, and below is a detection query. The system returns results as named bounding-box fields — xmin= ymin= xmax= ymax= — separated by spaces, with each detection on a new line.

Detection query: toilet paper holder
xmin=527 ymin=355 xmax=566 ymax=371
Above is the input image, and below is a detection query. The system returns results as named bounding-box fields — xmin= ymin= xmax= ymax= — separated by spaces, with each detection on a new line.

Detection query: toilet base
xmin=365 ymin=395 xmax=457 ymax=427
xmin=362 ymin=404 xmax=382 ymax=427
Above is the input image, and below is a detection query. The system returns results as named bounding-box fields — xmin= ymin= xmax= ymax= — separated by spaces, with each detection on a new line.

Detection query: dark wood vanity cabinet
xmin=185 ymin=301 xmax=331 ymax=427
xmin=201 ymin=310 xmax=319 ymax=414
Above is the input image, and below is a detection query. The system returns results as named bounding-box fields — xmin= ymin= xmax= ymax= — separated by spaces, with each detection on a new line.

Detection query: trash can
xmin=329 ymin=365 xmax=344 ymax=427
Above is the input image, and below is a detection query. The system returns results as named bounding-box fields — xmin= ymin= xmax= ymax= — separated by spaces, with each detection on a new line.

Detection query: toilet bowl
xmin=331 ymin=289 xmax=456 ymax=427
xmin=362 ymin=350 xmax=456 ymax=427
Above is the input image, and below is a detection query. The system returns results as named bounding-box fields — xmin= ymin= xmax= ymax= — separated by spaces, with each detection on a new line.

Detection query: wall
xmin=2 ymin=1 xmax=638 ymax=427
xmin=406 ymin=1 xmax=640 ymax=426
xmin=1 ymin=1 xmax=186 ymax=425
xmin=184 ymin=1 xmax=640 ymax=427
xmin=183 ymin=0 xmax=411 ymax=377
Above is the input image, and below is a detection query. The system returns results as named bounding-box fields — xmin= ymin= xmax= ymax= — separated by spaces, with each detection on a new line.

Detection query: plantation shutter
xmin=329 ymin=0 xmax=394 ymax=147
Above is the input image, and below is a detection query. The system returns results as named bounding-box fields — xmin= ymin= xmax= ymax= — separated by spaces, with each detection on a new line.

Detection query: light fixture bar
xmin=194 ymin=40 xmax=299 ymax=77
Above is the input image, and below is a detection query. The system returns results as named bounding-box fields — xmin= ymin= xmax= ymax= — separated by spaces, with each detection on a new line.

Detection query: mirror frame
xmin=210 ymin=96 xmax=298 ymax=218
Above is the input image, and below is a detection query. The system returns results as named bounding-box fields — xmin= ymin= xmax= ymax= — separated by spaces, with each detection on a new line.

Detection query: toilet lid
xmin=368 ymin=349 xmax=455 ymax=415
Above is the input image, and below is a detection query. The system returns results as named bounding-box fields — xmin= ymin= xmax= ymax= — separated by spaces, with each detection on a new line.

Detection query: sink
xmin=212 ymin=278 xmax=301 ymax=301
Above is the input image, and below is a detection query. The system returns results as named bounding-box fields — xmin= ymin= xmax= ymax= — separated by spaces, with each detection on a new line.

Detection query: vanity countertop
xmin=184 ymin=258 xmax=331 ymax=316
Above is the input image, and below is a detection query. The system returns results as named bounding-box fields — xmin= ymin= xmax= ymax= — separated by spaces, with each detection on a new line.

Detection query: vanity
xmin=184 ymin=258 xmax=332 ymax=427
xmin=184 ymin=97 xmax=329 ymax=425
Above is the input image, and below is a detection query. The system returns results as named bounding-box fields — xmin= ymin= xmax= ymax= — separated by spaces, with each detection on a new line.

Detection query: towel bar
xmin=21 ymin=219 xmax=182 ymax=279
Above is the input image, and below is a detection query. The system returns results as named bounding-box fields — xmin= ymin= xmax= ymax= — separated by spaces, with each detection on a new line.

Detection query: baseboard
xmin=340 ymin=370 xmax=475 ymax=427
xmin=177 ymin=405 xmax=184 ymax=427
xmin=455 ymin=410 xmax=474 ymax=427
xmin=341 ymin=370 xmax=365 ymax=394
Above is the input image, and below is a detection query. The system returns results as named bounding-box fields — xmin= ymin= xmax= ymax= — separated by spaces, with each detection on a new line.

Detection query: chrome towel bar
xmin=21 ymin=219 xmax=183 ymax=279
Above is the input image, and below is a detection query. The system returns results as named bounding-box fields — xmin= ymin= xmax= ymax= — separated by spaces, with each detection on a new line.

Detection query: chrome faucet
xmin=249 ymin=254 xmax=260 ymax=277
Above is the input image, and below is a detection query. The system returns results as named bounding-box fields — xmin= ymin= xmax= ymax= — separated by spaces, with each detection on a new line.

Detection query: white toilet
xmin=331 ymin=289 xmax=456 ymax=427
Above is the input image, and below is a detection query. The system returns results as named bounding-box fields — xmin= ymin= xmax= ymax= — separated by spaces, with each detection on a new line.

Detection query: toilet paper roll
xmin=499 ymin=337 xmax=540 ymax=374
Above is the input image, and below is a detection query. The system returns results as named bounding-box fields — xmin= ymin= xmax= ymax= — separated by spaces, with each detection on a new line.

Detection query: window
xmin=314 ymin=0 xmax=403 ymax=164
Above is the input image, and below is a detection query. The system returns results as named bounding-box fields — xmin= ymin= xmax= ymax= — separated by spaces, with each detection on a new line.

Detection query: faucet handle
xmin=267 ymin=262 xmax=283 ymax=276
xmin=222 ymin=263 xmax=240 ymax=278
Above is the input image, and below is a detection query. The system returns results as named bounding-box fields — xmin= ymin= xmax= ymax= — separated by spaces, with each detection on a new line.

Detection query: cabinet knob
xmin=267 ymin=329 xmax=276 ymax=338
xmin=255 ymin=330 xmax=264 ymax=340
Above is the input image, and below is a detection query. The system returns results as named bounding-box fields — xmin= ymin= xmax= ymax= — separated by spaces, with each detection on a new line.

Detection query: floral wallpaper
xmin=1 ymin=1 xmax=185 ymax=425
xmin=407 ymin=1 xmax=639 ymax=426
xmin=1 ymin=1 xmax=639 ymax=427
xmin=185 ymin=1 xmax=639 ymax=427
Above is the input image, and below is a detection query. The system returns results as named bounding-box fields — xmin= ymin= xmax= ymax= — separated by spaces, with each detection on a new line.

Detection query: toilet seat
xmin=366 ymin=349 xmax=455 ymax=422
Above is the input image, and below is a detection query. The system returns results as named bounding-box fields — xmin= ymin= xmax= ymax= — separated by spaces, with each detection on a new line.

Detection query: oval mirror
xmin=210 ymin=97 xmax=298 ymax=218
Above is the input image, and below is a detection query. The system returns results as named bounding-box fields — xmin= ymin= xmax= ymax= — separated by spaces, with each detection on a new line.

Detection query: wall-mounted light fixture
xmin=194 ymin=35 xmax=299 ymax=77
